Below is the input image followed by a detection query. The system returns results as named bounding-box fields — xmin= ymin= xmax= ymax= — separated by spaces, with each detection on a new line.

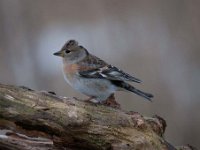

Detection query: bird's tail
xmin=113 ymin=81 xmax=153 ymax=101
xmin=128 ymin=86 xmax=153 ymax=101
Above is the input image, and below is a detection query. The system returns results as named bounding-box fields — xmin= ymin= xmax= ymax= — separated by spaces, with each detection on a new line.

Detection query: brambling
xmin=54 ymin=40 xmax=153 ymax=103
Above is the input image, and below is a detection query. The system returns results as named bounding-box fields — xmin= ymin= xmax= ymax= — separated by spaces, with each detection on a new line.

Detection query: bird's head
xmin=54 ymin=40 xmax=89 ymax=63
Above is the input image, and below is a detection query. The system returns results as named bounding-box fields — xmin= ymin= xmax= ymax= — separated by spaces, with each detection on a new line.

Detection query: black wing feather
xmin=79 ymin=65 xmax=141 ymax=83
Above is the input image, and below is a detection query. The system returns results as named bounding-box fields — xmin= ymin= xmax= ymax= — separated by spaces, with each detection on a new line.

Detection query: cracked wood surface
xmin=0 ymin=83 xmax=196 ymax=150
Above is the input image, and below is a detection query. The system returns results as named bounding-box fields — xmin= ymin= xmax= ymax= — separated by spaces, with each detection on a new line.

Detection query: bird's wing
xmin=79 ymin=64 xmax=142 ymax=83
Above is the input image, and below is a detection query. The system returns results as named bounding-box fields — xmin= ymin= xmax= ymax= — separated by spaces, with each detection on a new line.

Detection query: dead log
xmin=0 ymin=83 xmax=196 ymax=150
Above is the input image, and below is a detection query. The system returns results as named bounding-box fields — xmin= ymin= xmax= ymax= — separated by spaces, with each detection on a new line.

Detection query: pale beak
xmin=53 ymin=51 xmax=63 ymax=57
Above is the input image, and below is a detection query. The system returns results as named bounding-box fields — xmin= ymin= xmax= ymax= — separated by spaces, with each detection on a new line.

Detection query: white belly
xmin=64 ymin=74 xmax=117 ymax=101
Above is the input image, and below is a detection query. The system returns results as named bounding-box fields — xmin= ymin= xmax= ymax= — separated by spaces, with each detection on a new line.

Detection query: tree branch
xmin=0 ymin=83 xmax=196 ymax=150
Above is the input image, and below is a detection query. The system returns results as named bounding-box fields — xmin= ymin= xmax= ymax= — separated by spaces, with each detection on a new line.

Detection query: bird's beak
xmin=53 ymin=51 xmax=63 ymax=57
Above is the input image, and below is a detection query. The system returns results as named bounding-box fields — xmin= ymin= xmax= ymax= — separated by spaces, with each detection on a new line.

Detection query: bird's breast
xmin=63 ymin=63 xmax=79 ymax=74
xmin=62 ymin=63 xmax=80 ymax=85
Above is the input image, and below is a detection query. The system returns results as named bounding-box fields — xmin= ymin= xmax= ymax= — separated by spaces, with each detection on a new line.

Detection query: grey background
xmin=0 ymin=0 xmax=199 ymax=148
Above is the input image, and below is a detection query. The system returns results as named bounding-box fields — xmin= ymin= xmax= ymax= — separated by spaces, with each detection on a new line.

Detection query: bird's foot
xmin=83 ymin=97 xmax=99 ymax=106
xmin=102 ymin=94 xmax=121 ymax=109
xmin=83 ymin=96 xmax=95 ymax=102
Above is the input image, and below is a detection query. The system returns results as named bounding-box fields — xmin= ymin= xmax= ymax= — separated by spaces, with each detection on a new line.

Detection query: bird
xmin=53 ymin=40 xmax=153 ymax=103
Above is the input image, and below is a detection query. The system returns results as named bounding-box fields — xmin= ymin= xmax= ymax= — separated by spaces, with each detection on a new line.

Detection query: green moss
xmin=0 ymin=96 xmax=36 ymax=119
xmin=74 ymin=134 xmax=111 ymax=150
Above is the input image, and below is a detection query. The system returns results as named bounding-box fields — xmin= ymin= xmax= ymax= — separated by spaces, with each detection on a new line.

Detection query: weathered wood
xmin=0 ymin=83 xmax=196 ymax=150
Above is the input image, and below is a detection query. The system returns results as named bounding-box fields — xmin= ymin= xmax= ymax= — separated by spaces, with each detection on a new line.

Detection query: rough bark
xmin=0 ymin=83 xmax=197 ymax=150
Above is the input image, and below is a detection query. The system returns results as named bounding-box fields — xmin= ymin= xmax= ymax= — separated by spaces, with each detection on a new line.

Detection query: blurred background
xmin=0 ymin=0 xmax=199 ymax=148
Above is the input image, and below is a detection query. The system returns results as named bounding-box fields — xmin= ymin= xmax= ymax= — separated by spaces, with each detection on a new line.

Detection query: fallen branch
xmin=0 ymin=83 xmax=197 ymax=150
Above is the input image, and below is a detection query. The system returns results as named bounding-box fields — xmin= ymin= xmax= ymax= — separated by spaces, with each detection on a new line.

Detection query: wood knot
xmin=146 ymin=115 xmax=167 ymax=136
xmin=127 ymin=111 xmax=147 ymax=129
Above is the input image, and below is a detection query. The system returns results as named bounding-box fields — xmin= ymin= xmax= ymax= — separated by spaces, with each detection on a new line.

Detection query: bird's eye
xmin=65 ymin=50 xmax=71 ymax=54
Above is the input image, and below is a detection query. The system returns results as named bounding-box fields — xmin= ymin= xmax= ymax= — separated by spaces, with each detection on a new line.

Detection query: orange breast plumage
xmin=63 ymin=64 xmax=79 ymax=74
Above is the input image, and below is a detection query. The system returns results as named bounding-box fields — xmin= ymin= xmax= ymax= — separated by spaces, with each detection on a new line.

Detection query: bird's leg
xmin=102 ymin=94 xmax=121 ymax=109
